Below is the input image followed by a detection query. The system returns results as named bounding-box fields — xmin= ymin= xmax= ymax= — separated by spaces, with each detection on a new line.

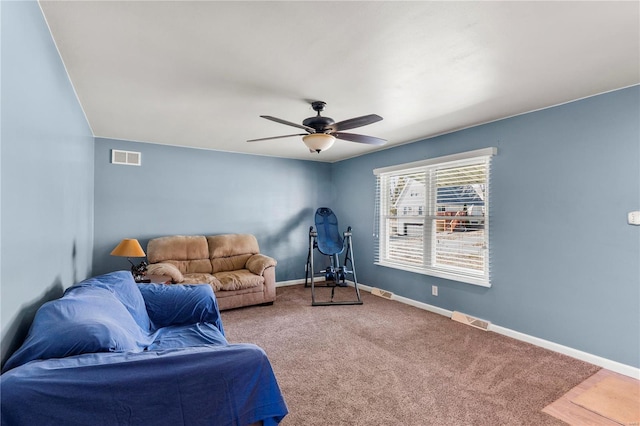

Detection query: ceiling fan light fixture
xmin=302 ymin=133 xmax=335 ymax=153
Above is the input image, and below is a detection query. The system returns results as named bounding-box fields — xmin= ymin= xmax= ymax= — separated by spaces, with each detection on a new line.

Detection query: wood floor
xmin=543 ymin=369 xmax=640 ymax=425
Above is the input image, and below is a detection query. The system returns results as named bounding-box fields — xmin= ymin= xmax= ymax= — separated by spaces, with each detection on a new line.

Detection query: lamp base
xmin=130 ymin=259 xmax=148 ymax=283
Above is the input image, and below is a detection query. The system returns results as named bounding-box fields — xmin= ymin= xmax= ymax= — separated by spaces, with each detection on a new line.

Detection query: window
xmin=373 ymin=148 xmax=496 ymax=287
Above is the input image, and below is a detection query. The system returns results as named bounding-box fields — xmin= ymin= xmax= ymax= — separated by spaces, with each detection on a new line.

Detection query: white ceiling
xmin=40 ymin=1 xmax=639 ymax=163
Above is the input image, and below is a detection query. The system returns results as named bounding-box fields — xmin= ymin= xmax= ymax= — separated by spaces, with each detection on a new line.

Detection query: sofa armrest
xmin=147 ymin=262 xmax=184 ymax=283
xmin=137 ymin=284 xmax=224 ymax=335
xmin=246 ymin=254 xmax=277 ymax=276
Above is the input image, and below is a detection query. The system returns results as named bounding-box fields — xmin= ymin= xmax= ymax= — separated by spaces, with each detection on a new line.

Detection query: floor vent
xmin=451 ymin=311 xmax=490 ymax=331
xmin=371 ymin=288 xmax=393 ymax=299
xmin=111 ymin=149 xmax=141 ymax=166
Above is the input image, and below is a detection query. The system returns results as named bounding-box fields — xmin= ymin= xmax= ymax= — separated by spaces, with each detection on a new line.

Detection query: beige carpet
xmin=221 ymin=285 xmax=601 ymax=425
xmin=571 ymin=376 xmax=640 ymax=425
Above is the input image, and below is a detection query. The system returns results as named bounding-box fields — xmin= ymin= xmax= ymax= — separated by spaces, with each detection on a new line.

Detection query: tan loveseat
xmin=146 ymin=234 xmax=277 ymax=311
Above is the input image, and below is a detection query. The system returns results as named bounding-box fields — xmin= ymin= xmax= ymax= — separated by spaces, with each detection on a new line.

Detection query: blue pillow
xmin=137 ymin=283 xmax=225 ymax=335
xmin=2 ymin=286 xmax=150 ymax=373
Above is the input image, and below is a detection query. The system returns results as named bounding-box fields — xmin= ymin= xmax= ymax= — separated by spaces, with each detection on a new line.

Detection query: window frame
xmin=373 ymin=148 xmax=496 ymax=287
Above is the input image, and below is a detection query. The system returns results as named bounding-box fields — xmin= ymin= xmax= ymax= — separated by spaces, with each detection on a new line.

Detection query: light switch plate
xmin=628 ymin=211 xmax=640 ymax=225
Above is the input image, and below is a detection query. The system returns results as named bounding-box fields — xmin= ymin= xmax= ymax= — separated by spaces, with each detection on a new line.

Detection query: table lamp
xmin=110 ymin=238 xmax=147 ymax=280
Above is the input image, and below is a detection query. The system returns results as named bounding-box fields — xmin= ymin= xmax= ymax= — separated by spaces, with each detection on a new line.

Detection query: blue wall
xmin=332 ymin=86 xmax=640 ymax=368
xmin=1 ymin=1 xmax=94 ymax=362
xmin=92 ymin=139 xmax=331 ymax=280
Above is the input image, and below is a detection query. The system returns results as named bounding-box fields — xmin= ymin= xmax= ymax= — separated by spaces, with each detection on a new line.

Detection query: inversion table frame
xmin=305 ymin=208 xmax=363 ymax=306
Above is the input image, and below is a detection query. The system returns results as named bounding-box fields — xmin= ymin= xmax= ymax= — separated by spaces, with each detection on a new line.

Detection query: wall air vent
xmin=371 ymin=288 xmax=394 ymax=300
xmin=451 ymin=311 xmax=490 ymax=331
xmin=111 ymin=149 xmax=141 ymax=166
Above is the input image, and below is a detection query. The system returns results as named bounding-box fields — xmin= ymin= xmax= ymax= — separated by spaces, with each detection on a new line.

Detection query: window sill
xmin=374 ymin=261 xmax=491 ymax=288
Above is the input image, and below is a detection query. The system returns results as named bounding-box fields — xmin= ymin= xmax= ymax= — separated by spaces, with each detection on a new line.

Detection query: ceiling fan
xmin=247 ymin=101 xmax=387 ymax=153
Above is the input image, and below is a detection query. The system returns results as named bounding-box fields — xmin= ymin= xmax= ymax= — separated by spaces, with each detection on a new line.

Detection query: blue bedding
xmin=1 ymin=271 xmax=287 ymax=425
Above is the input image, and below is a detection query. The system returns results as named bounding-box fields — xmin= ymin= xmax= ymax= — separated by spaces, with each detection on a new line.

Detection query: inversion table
xmin=305 ymin=207 xmax=363 ymax=306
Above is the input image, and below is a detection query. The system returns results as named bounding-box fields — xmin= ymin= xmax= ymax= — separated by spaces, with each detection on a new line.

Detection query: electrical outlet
xmin=628 ymin=211 xmax=640 ymax=225
xmin=432 ymin=285 xmax=438 ymax=296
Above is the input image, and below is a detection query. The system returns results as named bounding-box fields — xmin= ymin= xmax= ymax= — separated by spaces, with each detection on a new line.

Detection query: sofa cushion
xmin=212 ymin=254 xmax=252 ymax=273
xmin=137 ymin=283 xmax=225 ymax=334
xmin=207 ymin=234 xmax=259 ymax=258
xmin=181 ymin=273 xmax=223 ymax=291
xmin=214 ymin=270 xmax=264 ymax=291
xmin=166 ymin=259 xmax=212 ymax=275
xmin=2 ymin=282 xmax=149 ymax=372
xmin=147 ymin=262 xmax=184 ymax=283
xmin=146 ymin=323 xmax=228 ymax=351
xmin=148 ymin=236 xmax=212 ymax=274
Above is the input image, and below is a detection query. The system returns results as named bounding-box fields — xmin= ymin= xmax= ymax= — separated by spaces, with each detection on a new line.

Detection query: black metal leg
xmin=306 ymin=227 xmax=315 ymax=288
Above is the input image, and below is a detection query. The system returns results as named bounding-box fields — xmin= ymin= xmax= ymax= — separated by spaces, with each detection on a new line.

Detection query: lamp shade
xmin=110 ymin=239 xmax=146 ymax=258
xmin=303 ymin=134 xmax=335 ymax=153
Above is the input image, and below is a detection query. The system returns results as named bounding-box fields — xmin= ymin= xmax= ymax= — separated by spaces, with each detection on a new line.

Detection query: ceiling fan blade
xmin=261 ymin=115 xmax=315 ymax=132
xmin=331 ymin=114 xmax=383 ymax=132
xmin=247 ymin=133 xmax=307 ymax=142
xmin=333 ymin=132 xmax=387 ymax=146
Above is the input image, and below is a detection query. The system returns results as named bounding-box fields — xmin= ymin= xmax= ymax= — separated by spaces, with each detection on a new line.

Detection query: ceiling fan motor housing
xmin=304 ymin=101 xmax=334 ymax=133
xmin=302 ymin=115 xmax=335 ymax=133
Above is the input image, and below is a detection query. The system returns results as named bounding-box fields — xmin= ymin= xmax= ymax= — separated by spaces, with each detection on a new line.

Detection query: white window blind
xmin=373 ymin=148 xmax=496 ymax=287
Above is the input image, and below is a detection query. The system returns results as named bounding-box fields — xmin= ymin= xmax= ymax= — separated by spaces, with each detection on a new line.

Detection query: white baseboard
xmin=280 ymin=280 xmax=639 ymax=380
xmin=276 ymin=279 xmax=307 ymax=287
xmin=490 ymin=325 xmax=640 ymax=380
